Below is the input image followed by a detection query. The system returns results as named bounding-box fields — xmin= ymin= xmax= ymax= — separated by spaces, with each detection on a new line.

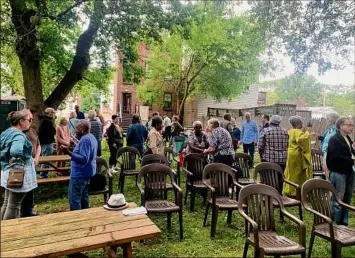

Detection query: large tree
xmin=138 ymin=4 xmax=264 ymax=122
xmin=1 ymin=0 xmax=193 ymax=121
xmin=248 ymin=0 xmax=355 ymax=74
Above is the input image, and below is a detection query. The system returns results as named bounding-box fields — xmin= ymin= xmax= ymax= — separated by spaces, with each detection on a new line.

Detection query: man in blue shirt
xmin=65 ymin=120 xmax=98 ymax=210
xmin=75 ymin=105 xmax=85 ymax=119
xmin=127 ymin=114 xmax=148 ymax=156
xmin=241 ymin=112 xmax=259 ymax=166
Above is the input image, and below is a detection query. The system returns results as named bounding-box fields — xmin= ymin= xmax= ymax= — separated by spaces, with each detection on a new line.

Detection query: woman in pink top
xmin=56 ymin=117 xmax=71 ymax=168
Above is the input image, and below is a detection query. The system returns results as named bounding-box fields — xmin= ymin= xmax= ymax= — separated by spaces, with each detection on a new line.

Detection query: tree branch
xmin=187 ymin=61 xmax=208 ymax=85
xmin=43 ymin=0 xmax=89 ymax=22
xmin=44 ymin=0 xmax=104 ymax=109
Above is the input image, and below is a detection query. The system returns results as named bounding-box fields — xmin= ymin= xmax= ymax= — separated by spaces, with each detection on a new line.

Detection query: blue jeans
xmin=40 ymin=144 xmax=54 ymax=178
xmin=68 ymin=177 xmax=90 ymax=211
xmin=243 ymin=143 xmax=255 ymax=166
xmin=329 ymin=171 xmax=355 ymax=226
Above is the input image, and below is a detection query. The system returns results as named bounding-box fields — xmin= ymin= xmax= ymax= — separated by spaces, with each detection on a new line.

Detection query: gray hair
xmin=88 ymin=110 xmax=96 ymax=119
xmin=192 ymin=121 xmax=202 ymax=128
xmin=45 ymin=107 xmax=56 ymax=118
xmin=207 ymin=118 xmax=220 ymax=129
xmin=289 ymin=115 xmax=303 ymax=128
xmin=7 ymin=109 xmax=30 ymax=126
xmin=76 ymin=119 xmax=91 ymax=132
xmin=326 ymin=112 xmax=340 ymax=125
xmin=335 ymin=116 xmax=351 ymax=130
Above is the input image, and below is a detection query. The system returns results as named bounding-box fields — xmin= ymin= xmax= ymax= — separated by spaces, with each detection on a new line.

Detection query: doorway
xmin=122 ymin=93 xmax=132 ymax=114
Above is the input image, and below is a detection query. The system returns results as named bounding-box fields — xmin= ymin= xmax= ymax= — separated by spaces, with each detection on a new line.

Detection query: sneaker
xmin=109 ymin=168 xmax=118 ymax=174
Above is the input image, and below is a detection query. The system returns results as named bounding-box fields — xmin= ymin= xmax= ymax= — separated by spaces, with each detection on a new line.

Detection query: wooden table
xmin=38 ymin=154 xmax=71 ymax=164
xmin=38 ymin=155 xmax=71 ymax=173
xmin=1 ymin=204 xmax=161 ymax=257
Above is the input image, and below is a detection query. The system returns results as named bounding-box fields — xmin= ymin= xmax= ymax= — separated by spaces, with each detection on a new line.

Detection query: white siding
xmin=197 ymin=85 xmax=260 ymax=117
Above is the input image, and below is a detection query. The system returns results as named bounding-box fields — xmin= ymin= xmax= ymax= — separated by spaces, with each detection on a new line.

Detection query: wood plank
xmin=2 ymin=218 xmax=154 ymax=251
xmin=1 ymin=224 xmax=161 ymax=257
xmin=2 ymin=213 xmax=148 ymax=241
xmin=2 ymin=204 xmax=136 ymax=227
xmin=36 ymin=167 xmax=70 ymax=172
xmin=38 ymin=155 xmax=71 ymax=163
xmin=37 ymin=176 xmax=70 ymax=184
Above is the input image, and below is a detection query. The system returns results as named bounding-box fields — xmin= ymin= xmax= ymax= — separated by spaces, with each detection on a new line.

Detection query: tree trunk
xmin=45 ymin=0 xmax=104 ymax=109
xmin=9 ymin=1 xmax=45 ymax=128
xmin=19 ymin=54 xmax=45 ymax=129
xmin=178 ymin=96 xmax=187 ymax=125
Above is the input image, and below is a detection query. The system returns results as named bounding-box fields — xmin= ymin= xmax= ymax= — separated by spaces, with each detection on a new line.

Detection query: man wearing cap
xmin=38 ymin=107 xmax=57 ymax=178
xmin=257 ymin=115 xmax=288 ymax=171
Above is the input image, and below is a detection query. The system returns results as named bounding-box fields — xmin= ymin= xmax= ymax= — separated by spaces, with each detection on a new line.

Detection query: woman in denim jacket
xmin=0 ymin=110 xmax=37 ymax=220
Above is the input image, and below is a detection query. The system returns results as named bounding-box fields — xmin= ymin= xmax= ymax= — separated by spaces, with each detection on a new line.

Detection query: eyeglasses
xmin=23 ymin=118 xmax=33 ymax=123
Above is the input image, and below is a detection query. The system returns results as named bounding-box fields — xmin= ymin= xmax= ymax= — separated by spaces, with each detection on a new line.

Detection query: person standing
xmin=21 ymin=110 xmax=41 ymax=217
xmin=204 ymin=118 xmax=235 ymax=166
xmin=257 ymin=115 xmax=288 ymax=170
xmin=260 ymin=114 xmax=270 ymax=133
xmin=317 ymin=113 xmax=340 ymax=179
xmin=38 ymin=107 xmax=56 ymax=178
xmin=88 ymin=110 xmax=102 ymax=157
xmin=241 ymin=112 xmax=259 ymax=165
xmin=326 ymin=117 xmax=355 ymax=226
xmin=68 ymin=111 xmax=79 ymax=136
xmin=95 ymin=108 xmax=105 ymax=131
xmin=171 ymin=115 xmax=184 ymax=137
xmin=1 ymin=110 xmax=37 ymax=220
xmin=56 ymin=117 xmax=71 ymax=168
xmin=147 ymin=116 xmax=165 ymax=155
xmin=107 ymin=115 xmax=124 ymax=173
xmin=75 ymin=105 xmax=85 ymax=119
xmin=65 ymin=120 xmax=97 ymax=210
xmin=222 ymin=113 xmax=237 ymax=150
xmin=147 ymin=112 xmax=159 ymax=131
xmin=127 ymin=115 xmax=148 ymax=156
xmin=163 ymin=115 xmax=172 ymax=142
xmin=283 ymin=116 xmax=313 ymax=197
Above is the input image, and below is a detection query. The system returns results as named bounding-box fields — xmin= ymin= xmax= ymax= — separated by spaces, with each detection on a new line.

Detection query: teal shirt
xmin=0 ymin=128 xmax=37 ymax=192
xmin=321 ymin=126 xmax=337 ymax=153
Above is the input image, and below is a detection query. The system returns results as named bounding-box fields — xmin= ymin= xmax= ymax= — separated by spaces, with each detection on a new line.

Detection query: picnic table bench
xmin=37 ymin=155 xmax=71 ymax=173
xmin=37 ymin=155 xmax=71 ymax=185
xmin=1 ymin=203 xmax=161 ymax=257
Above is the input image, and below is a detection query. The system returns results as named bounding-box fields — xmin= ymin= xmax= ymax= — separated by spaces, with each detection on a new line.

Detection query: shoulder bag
xmin=7 ymin=158 xmax=25 ymax=189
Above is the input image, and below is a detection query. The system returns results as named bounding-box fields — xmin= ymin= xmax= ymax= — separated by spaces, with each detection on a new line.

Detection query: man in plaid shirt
xmin=257 ymin=115 xmax=288 ymax=170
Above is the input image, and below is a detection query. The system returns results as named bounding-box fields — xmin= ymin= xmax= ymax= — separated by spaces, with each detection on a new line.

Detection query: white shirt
xmin=163 ymin=117 xmax=171 ymax=127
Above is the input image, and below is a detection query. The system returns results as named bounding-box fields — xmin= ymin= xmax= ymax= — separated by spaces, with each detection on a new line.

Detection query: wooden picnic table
xmin=37 ymin=155 xmax=71 ymax=174
xmin=1 ymin=203 xmax=161 ymax=257
xmin=38 ymin=154 xmax=71 ymax=164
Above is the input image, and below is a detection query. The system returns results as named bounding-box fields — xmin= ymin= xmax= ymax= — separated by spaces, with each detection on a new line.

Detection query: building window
xmin=163 ymin=93 xmax=172 ymax=111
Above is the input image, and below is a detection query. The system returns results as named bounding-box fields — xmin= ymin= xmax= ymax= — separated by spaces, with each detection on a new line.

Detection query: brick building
xmin=112 ymin=43 xmax=267 ymax=129
xmin=113 ymin=43 xmax=178 ymax=130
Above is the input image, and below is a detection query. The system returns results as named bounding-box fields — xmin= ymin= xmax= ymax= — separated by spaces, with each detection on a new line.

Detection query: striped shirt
xmin=89 ymin=119 xmax=102 ymax=144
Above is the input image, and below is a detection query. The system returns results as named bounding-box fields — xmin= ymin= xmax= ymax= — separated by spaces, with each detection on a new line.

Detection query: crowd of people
xmin=1 ymin=106 xmax=354 ymax=228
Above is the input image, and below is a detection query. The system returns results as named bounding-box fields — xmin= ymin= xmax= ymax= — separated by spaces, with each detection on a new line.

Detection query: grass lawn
xmin=34 ymin=143 xmax=355 ymax=257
